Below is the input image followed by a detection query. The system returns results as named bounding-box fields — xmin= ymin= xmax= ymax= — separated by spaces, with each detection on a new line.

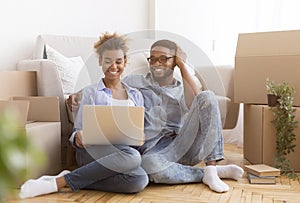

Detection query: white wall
xmin=155 ymin=0 xmax=300 ymax=66
xmin=0 ymin=0 xmax=150 ymax=70
xmin=154 ymin=0 xmax=257 ymax=66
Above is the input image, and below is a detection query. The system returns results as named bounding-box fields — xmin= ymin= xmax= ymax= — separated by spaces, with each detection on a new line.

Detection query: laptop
xmin=82 ymin=105 xmax=145 ymax=146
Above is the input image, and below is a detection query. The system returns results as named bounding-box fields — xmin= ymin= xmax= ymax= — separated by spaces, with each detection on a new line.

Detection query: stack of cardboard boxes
xmin=234 ymin=30 xmax=300 ymax=171
xmin=0 ymin=71 xmax=61 ymax=180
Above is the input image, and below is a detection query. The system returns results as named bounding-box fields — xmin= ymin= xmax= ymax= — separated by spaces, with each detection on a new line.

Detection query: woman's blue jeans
xmin=64 ymin=144 xmax=148 ymax=193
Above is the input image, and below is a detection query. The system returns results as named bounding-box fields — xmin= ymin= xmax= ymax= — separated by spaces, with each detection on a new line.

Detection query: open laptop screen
xmin=82 ymin=105 xmax=145 ymax=146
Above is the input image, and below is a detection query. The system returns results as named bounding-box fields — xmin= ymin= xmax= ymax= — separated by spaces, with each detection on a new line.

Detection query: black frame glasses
xmin=147 ymin=56 xmax=174 ymax=65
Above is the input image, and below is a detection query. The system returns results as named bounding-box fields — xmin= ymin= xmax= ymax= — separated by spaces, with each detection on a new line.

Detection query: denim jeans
xmin=141 ymin=91 xmax=224 ymax=184
xmin=64 ymin=144 xmax=148 ymax=193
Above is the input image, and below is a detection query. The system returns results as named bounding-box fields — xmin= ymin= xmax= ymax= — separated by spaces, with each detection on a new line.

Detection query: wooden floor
xmin=5 ymin=144 xmax=300 ymax=203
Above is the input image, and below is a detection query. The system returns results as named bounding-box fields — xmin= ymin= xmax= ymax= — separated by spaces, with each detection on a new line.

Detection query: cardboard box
xmin=244 ymin=104 xmax=300 ymax=171
xmin=234 ymin=30 xmax=300 ymax=106
xmin=13 ymin=96 xmax=60 ymax=122
xmin=0 ymin=71 xmax=37 ymax=100
xmin=0 ymin=97 xmax=61 ymax=181
xmin=25 ymin=122 xmax=61 ymax=179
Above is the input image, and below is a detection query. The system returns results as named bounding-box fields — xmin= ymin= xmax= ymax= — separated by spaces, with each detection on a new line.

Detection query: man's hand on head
xmin=175 ymin=45 xmax=187 ymax=69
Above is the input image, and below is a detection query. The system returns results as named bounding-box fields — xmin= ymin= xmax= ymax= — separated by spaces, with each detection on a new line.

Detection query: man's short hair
xmin=151 ymin=40 xmax=177 ymax=54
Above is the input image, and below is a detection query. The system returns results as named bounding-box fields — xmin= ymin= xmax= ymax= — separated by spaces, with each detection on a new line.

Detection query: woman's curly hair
xmin=94 ymin=32 xmax=128 ymax=63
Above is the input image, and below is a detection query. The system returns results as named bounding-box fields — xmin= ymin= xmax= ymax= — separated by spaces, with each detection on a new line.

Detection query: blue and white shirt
xmin=123 ymin=73 xmax=189 ymax=151
xmin=69 ymin=78 xmax=144 ymax=144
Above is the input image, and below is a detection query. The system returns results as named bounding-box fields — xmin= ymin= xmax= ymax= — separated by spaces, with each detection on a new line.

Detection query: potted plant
xmin=0 ymin=109 xmax=44 ymax=201
xmin=266 ymin=78 xmax=280 ymax=106
xmin=265 ymin=78 xmax=299 ymax=179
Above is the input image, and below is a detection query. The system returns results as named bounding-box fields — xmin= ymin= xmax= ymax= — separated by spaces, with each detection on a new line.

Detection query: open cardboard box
xmin=244 ymin=104 xmax=300 ymax=171
xmin=234 ymin=30 xmax=300 ymax=106
xmin=0 ymin=96 xmax=62 ymax=182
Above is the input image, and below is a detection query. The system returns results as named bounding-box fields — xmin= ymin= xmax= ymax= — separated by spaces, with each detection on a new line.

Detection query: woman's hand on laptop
xmin=75 ymin=130 xmax=84 ymax=148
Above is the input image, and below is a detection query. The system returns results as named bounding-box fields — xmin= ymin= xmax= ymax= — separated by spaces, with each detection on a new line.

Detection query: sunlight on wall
xmin=0 ymin=0 xmax=149 ymax=70
xmin=155 ymin=0 xmax=300 ymax=66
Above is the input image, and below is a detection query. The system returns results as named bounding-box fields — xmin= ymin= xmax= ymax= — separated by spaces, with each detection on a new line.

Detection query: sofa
xmin=17 ymin=34 xmax=240 ymax=168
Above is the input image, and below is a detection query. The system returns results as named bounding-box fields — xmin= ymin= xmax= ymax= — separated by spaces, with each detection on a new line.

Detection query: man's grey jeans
xmin=141 ymin=90 xmax=224 ymax=184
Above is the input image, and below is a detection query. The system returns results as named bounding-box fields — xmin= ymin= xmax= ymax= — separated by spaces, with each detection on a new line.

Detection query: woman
xmin=19 ymin=32 xmax=149 ymax=198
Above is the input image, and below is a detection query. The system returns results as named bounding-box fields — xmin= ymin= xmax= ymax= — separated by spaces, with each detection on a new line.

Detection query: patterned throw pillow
xmin=44 ymin=45 xmax=84 ymax=95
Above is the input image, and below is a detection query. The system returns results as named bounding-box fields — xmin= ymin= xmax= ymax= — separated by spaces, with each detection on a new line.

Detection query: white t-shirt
xmin=111 ymin=98 xmax=135 ymax=106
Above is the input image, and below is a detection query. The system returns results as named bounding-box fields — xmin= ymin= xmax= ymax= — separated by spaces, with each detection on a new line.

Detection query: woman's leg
xmin=83 ymin=167 xmax=148 ymax=193
xmin=19 ymin=145 xmax=146 ymax=198
xmin=64 ymin=145 xmax=144 ymax=192
xmin=56 ymin=166 xmax=148 ymax=193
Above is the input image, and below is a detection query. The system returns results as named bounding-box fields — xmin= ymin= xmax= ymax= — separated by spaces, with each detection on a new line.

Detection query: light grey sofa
xmin=17 ymin=34 xmax=239 ymax=168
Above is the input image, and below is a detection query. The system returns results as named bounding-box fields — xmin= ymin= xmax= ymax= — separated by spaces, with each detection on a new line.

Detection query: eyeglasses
xmin=147 ymin=56 xmax=174 ymax=65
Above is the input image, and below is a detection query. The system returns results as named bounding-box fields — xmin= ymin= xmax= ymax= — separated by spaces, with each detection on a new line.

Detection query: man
xmin=122 ymin=39 xmax=244 ymax=193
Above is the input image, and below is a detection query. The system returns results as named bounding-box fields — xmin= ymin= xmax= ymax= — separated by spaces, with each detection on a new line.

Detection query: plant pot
xmin=267 ymin=94 xmax=279 ymax=107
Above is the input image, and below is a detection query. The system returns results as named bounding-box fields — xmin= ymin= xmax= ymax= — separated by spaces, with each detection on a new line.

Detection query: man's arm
xmin=175 ymin=46 xmax=202 ymax=108
xmin=66 ymin=90 xmax=82 ymax=112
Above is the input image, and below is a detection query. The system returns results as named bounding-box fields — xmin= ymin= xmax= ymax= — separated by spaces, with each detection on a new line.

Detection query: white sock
xmin=19 ymin=170 xmax=70 ymax=199
xmin=202 ymin=165 xmax=229 ymax=193
xmin=38 ymin=170 xmax=71 ymax=181
xmin=19 ymin=178 xmax=58 ymax=199
xmin=216 ymin=164 xmax=244 ymax=180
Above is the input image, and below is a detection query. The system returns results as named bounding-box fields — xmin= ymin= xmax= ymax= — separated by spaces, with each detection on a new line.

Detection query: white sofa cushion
xmin=33 ymin=35 xmax=102 ymax=90
xmin=45 ymin=45 xmax=84 ymax=95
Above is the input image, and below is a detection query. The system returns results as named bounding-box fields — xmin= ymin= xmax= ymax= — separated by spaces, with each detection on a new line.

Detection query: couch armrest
xmin=215 ymin=95 xmax=231 ymax=128
xmin=17 ymin=59 xmax=64 ymax=100
xmin=195 ymin=65 xmax=239 ymax=129
xmin=17 ymin=59 xmax=74 ymax=168
xmin=215 ymin=65 xmax=234 ymax=99
xmin=215 ymin=65 xmax=239 ymax=129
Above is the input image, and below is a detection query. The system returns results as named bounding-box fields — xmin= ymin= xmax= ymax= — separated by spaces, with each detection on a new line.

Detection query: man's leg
xmin=175 ymin=91 xmax=243 ymax=183
xmin=142 ymin=91 xmax=243 ymax=192
xmin=143 ymin=91 xmax=223 ymax=167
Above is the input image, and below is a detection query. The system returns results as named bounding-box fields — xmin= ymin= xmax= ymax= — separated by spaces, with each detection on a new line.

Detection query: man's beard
xmin=150 ymin=66 xmax=174 ymax=82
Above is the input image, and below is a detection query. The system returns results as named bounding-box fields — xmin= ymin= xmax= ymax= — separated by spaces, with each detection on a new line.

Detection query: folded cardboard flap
xmin=12 ymin=96 xmax=60 ymax=122
xmin=0 ymin=71 xmax=37 ymax=100
xmin=234 ymin=30 xmax=300 ymax=106
xmin=0 ymin=100 xmax=30 ymax=127
xmin=235 ymin=30 xmax=300 ymax=57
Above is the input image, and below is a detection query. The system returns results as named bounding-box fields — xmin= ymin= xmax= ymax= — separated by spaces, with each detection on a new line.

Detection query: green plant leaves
xmin=266 ymin=78 xmax=299 ymax=180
